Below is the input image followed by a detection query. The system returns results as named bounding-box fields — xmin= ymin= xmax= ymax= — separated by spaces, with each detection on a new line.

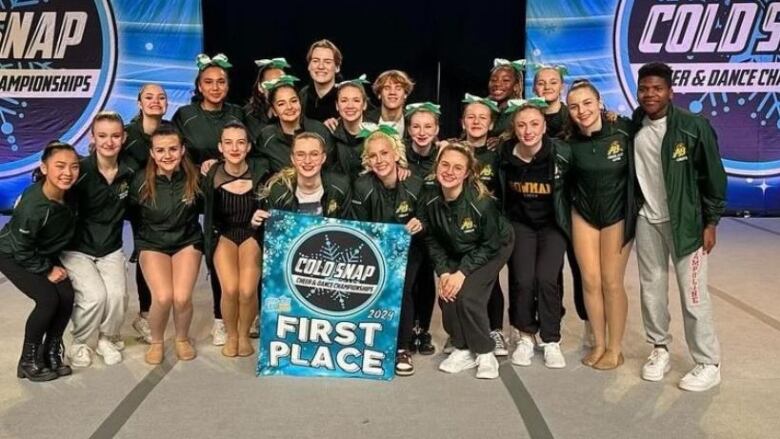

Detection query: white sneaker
xmin=582 ymin=321 xmax=595 ymax=349
xmin=211 ymin=319 xmax=227 ymax=346
xmin=679 ymin=364 xmax=721 ymax=392
xmin=543 ymin=342 xmax=566 ymax=369
xmin=249 ymin=315 xmax=260 ymax=339
xmin=442 ymin=337 xmax=454 ymax=354
xmin=475 ymin=353 xmax=500 ymax=379
xmin=641 ymin=347 xmax=671 ymax=382
xmin=104 ymin=334 xmax=125 ymax=351
xmin=96 ymin=337 xmax=122 ymax=365
xmin=132 ymin=315 xmax=152 ymax=344
xmin=511 ymin=334 xmax=535 ymax=366
xmin=439 ymin=349 xmax=477 ymax=374
xmin=490 ymin=330 xmax=509 ymax=357
xmin=68 ymin=343 xmax=93 ymax=368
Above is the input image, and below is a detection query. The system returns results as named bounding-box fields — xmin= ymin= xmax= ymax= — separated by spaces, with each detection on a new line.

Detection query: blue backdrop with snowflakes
xmin=0 ymin=0 xmax=202 ymax=212
xmin=527 ymin=0 xmax=780 ymax=215
xmin=258 ymin=210 xmax=410 ymax=381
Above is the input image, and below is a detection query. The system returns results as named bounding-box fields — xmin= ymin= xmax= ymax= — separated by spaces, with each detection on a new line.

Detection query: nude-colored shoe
xmin=221 ymin=337 xmax=238 ymax=358
xmin=145 ymin=342 xmax=164 ymax=365
xmin=237 ymin=337 xmax=255 ymax=357
xmin=175 ymin=338 xmax=196 ymax=361
xmin=593 ymin=351 xmax=624 ymax=370
xmin=581 ymin=347 xmax=605 ymax=367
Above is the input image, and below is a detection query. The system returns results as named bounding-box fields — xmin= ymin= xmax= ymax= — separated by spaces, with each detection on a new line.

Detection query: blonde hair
xmin=360 ymin=131 xmax=409 ymax=173
xmin=263 ymin=132 xmax=327 ymax=196
xmin=372 ymin=70 xmax=415 ymax=96
xmin=435 ymin=142 xmax=491 ymax=199
xmin=89 ymin=110 xmax=125 ymax=153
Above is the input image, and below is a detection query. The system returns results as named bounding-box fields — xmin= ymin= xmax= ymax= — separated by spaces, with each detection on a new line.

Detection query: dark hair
xmin=191 ymin=65 xmax=229 ymax=104
xmin=32 ymin=141 xmax=78 ymax=182
xmin=268 ymin=83 xmax=299 ymax=106
xmin=150 ymin=122 xmax=183 ymax=144
xmin=220 ymin=120 xmax=249 ymax=140
xmin=136 ymin=83 xmax=167 ymax=120
xmin=638 ymin=62 xmax=673 ymax=88
xmin=249 ymin=65 xmax=285 ymax=116
xmin=563 ymin=79 xmax=606 ymax=140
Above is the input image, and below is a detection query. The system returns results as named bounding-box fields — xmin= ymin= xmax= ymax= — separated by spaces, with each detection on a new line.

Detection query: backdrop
xmin=0 ymin=0 xmax=203 ymax=212
xmin=526 ymin=0 xmax=780 ymax=215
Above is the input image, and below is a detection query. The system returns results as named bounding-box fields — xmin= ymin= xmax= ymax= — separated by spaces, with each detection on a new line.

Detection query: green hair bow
xmin=356 ymin=122 xmax=401 ymax=139
xmin=493 ymin=58 xmax=526 ymax=73
xmin=254 ymin=57 xmax=290 ymax=70
xmin=532 ymin=63 xmax=568 ymax=77
xmin=336 ymin=74 xmax=370 ymax=88
xmin=196 ymin=53 xmax=232 ymax=70
xmin=504 ymin=97 xmax=549 ymax=113
xmin=261 ymin=75 xmax=300 ymax=92
xmin=462 ymin=93 xmax=499 ymax=113
xmin=404 ymin=102 xmax=441 ymax=117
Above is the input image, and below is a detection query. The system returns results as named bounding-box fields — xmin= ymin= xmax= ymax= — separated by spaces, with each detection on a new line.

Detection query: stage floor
xmin=0 ymin=218 xmax=778 ymax=439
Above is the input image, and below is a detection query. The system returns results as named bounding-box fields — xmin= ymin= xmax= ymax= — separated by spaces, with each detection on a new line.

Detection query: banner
xmin=257 ymin=210 xmax=410 ymax=381
xmin=527 ymin=0 xmax=780 ymax=215
xmin=0 ymin=0 xmax=203 ymax=212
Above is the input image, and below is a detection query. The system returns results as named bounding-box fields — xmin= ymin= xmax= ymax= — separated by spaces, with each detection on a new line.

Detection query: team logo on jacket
xmin=117 ymin=181 xmax=129 ymax=200
xmin=0 ymin=1 xmax=117 ymax=178
xmin=672 ymin=142 xmax=688 ymax=162
xmin=460 ymin=217 xmax=475 ymax=233
xmin=326 ymin=199 xmax=338 ymax=215
xmin=286 ymin=226 xmax=385 ymax=317
xmin=479 ymin=164 xmax=494 ymax=180
xmin=395 ymin=201 xmax=410 ymax=218
xmin=606 ymin=141 xmax=624 ymax=162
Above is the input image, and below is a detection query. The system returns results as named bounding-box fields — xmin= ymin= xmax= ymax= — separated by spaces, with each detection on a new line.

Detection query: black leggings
xmin=558 ymin=239 xmax=587 ymax=321
xmin=488 ymin=282 xmax=504 ymax=331
xmin=0 ymin=255 xmax=74 ymax=344
xmin=508 ymin=222 xmax=567 ymax=343
xmin=412 ymin=249 xmax=435 ymax=332
xmin=397 ymin=240 xmax=427 ymax=350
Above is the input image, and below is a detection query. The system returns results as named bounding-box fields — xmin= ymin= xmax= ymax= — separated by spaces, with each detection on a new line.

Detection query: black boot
xmin=44 ymin=337 xmax=72 ymax=377
xmin=417 ymin=330 xmax=436 ymax=355
xmin=17 ymin=342 xmax=58 ymax=382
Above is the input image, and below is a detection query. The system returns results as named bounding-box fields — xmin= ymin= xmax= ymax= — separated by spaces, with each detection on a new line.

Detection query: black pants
xmin=441 ymin=230 xmax=514 ymax=355
xmin=207 ymin=258 xmax=223 ymax=319
xmin=558 ymin=239 xmax=587 ymax=321
xmin=412 ymin=248 xmax=435 ymax=332
xmin=398 ymin=240 xmax=427 ymax=350
xmin=136 ymin=263 xmax=151 ymax=313
xmin=487 ymin=282 xmax=504 ymax=331
xmin=0 ymin=255 xmax=74 ymax=344
xmin=508 ymin=222 xmax=566 ymax=343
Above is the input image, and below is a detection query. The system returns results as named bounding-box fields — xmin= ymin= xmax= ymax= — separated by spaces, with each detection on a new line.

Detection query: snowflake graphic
xmin=0 ymin=0 xmax=54 ymax=152
xmin=300 ymin=235 xmax=365 ymax=310
xmin=686 ymin=0 xmax=780 ymax=129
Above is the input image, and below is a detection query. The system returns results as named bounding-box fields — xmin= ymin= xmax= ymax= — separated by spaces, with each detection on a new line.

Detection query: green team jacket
xmin=67 ymin=153 xmax=136 ymax=257
xmin=121 ymin=116 xmax=156 ymax=172
xmin=332 ymin=124 xmax=365 ymax=179
xmin=255 ymin=118 xmax=335 ymax=173
xmin=406 ymin=143 xmax=438 ymax=179
xmin=128 ymin=170 xmax=203 ymax=253
xmin=496 ymin=136 xmax=570 ymax=237
xmin=261 ymin=171 xmax=352 ymax=219
xmin=351 ymin=174 xmax=424 ymax=224
xmin=554 ymin=117 xmax=639 ymax=245
xmin=417 ymin=181 xmax=512 ymax=276
xmin=172 ymin=102 xmax=246 ymax=164
xmin=0 ymin=182 xmax=77 ymax=274
xmin=243 ymin=102 xmax=273 ymax=144
xmin=474 ymin=144 xmax=500 ymax=195
xmin=201 ymin=158 xmax=271 ymax=261
xmin=631 ymin=104 xmax=727 ymax=257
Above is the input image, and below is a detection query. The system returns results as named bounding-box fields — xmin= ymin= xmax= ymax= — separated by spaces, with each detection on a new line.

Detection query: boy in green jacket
xmin=632 ymin=62 xmax=727 ymax=392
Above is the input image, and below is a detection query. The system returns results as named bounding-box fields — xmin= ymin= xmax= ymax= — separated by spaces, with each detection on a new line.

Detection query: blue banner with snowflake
xmin=527 ymin=0 xmax=780 ymax=215
xmin=257 ymin=210 xmax=410 ymax=381
xmin=0 ymin=0 xmax=202 ymax=212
